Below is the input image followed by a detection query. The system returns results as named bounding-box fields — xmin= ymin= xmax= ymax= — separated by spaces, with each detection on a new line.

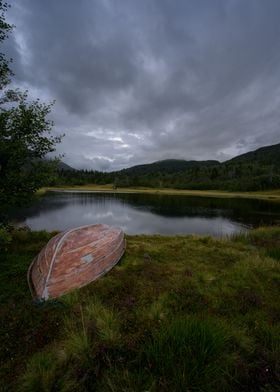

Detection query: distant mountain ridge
xmin=58 ymin=143 xmax=280 ymax=173
xmin=226 ymin=143 xmax=280 ymax=165
xmin=117 ymin=159 xmax=220 ymax=175
xmin=118 ymin=143 xmax=280 ymax=174
xmin=55 ymin=142 xmax=280 ymax=191
xmin=57 ymin=161 xmax=76 ymax=171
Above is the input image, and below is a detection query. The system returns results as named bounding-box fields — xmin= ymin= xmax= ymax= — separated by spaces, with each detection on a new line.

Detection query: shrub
xmin=0 ymin=227 xmax=12 ymax=251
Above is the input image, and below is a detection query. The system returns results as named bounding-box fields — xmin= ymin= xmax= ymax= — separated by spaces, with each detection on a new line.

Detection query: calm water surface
xmin=16 ymin=191 xmax=280 ymax=236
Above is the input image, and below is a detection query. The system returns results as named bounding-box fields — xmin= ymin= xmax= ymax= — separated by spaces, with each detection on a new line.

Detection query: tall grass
xmin=138 ymin=292 xmax=170 ymax=322
xmin=62 ymin=296 xmax=120 ymax=343
xmin=21 ymin=331 xmax=96 ymax=392
xmin=85 ymin=300 xmax=120 ymax=343
xmin=231 ymin=226 xmax=280 ymax=261
xmin=21 ymin=297 xmax=121 ymax=391
xmin=2 ymin=227 xmax=280 ymax=391
xmin=21 ymin=351 xmax=57 ymax=392
xmin=265 ymin=247 xmax=280 ymax=260
xmin=141 ymin=316 xmax=232 ymax=392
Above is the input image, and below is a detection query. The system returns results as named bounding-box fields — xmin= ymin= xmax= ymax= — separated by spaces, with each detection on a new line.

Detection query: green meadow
xmin=1 ymin=227 xmax=279 ymax=391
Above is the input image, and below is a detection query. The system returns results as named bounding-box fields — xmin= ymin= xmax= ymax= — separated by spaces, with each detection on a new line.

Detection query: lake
xmin=15 ymin=191 xmax=280 ymax=236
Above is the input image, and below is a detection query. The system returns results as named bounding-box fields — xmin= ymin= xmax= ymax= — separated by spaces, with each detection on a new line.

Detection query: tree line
xmin=53 ymin=156 xmax=280 ymax=192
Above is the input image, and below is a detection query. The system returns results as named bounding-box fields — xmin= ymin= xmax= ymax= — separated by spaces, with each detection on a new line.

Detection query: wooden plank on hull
xmin=28 ymin=224 xmax=126 ymax=300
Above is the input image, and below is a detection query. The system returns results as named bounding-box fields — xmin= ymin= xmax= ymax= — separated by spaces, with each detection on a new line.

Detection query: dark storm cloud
xmin=4 ymin=0 xmax=280 ymax=170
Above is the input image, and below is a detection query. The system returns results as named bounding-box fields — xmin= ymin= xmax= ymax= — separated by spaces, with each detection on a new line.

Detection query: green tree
xmin=0 ymin=1 xmax=62 ymax=221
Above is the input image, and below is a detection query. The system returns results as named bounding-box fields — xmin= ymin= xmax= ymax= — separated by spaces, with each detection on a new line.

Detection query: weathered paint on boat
xmin=27 ymin=224 xmax=125 ymax=300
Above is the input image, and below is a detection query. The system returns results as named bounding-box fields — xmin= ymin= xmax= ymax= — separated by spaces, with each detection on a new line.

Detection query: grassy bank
xmin=38 ymin=185 xmax=280 ymax=202
xmin=1 ymin=228 xmax=280 ymax=391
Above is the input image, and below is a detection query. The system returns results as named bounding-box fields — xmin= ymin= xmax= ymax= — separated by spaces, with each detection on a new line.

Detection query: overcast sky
xmin=4 ymin=0 xmax=280 ymax=170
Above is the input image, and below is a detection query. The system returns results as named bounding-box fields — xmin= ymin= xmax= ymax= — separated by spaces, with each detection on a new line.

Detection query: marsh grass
xmin=140 ymin=292 xmax=170 ymax=322
xmin=1 ymin=227 xmax=280 ymax=391
xmin=234 ymin=227 xmax=280 ymax=262
xmin=21 ymin=351 xmax=58 ymax=392
xmin=21 ymin=332 xmax=96 ymax=392
xmin=265 ymin=247 xmax=280 ymax=260
xmin=84 ymin=300 xmax=121 ymax=343
xmin=140 ymin=316 xmax=233 ymax=392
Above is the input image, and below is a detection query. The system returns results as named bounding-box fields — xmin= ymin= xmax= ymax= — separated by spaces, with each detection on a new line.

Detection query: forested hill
xmin=227 ymin=143 xmax=280 ymax=165
xmin=55 ymin=143 xmax=280 ymax=191
xmin=57 ymin=162 xmax=76 ymax=171
xmin=118 ymin=159 xmax=220 ymax=176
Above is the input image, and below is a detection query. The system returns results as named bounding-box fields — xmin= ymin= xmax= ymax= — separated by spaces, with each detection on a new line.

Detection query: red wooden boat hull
xmin=28 ymin=224 xmax=125 ymax=300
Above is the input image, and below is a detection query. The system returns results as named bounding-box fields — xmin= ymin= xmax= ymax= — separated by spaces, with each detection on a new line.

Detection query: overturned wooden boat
xmin=28 ymin=224 xmax=125 ymax=300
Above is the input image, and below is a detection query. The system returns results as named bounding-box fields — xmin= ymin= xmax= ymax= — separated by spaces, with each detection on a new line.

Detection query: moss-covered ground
xmin=0 ymin=228 xmax=279 ymax=391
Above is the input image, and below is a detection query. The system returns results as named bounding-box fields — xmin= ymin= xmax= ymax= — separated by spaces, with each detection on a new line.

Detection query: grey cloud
xmin=4 ymin=0 xmax=280 ymax=170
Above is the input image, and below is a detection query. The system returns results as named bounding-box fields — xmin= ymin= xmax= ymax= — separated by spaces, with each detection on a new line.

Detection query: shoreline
xmin=38 ymin=185 xmax=280 ymax=202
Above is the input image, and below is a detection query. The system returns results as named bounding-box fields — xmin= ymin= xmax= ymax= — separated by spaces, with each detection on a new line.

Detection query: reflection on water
xmin=15 ymin=191 xmax=280 ymax=236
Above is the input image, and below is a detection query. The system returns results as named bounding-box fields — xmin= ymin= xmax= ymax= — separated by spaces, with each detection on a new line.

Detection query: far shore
xmin=37 ymin=185 xmax=280 ymax=202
